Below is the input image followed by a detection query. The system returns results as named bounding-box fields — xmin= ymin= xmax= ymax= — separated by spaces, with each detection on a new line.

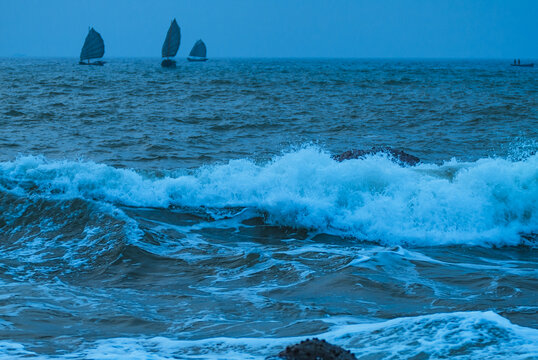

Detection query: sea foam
xmin=0 ymin=311 xmax=536 ymax=359
xmin=1 ymin=147 xmax=536 ymax=246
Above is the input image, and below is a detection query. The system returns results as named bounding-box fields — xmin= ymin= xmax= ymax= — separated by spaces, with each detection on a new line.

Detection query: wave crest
xmin=1 ymin=147 xmax=537 ymax=246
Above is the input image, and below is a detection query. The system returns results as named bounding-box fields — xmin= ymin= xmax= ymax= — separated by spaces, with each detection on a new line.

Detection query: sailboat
xmin=79 ymin=28 xmax=105 ymax=66
xmin=161 ymin=19 xmax=181 ymax=68
xmin=187 ymin=40 xmax=207 ymax=62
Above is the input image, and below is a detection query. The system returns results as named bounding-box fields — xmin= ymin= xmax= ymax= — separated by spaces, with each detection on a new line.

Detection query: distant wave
xmin=1 ymin=147 xmax=537 ymax=247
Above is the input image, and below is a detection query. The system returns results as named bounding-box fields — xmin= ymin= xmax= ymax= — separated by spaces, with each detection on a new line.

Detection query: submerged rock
xmin=275 ymin=338 xmax=357 ymax=360
xmin=333 ymin=147 xmax=420 ymax=166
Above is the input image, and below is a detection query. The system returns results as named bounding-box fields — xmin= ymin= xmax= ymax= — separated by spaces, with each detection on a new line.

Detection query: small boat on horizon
xmin=79 ymin=28 xmax=105 ymax=66
xmin=161 ymin=19 xmax=181 ymax=68
xmin=187 ymin=40 xmax=207 ymax=62
xmin=511 ymin=59 xmax=534 ymax=67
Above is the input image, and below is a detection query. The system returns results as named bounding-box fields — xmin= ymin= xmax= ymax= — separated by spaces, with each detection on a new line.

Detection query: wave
xmin=0 ymin=189 xmax=131 ymax=278
xmin=1 ymin=311 xmax=536 ymax=359
xmin=0 ymin=147 xmax=537 ymax=247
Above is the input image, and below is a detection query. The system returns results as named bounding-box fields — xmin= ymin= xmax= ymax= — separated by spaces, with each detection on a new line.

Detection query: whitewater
xmin=1 ymin=147 xmax=537 ymax=247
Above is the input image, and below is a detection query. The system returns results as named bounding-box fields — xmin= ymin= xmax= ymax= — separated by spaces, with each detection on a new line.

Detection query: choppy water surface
xmin=0 ymin=58 xmax=537 ymax=359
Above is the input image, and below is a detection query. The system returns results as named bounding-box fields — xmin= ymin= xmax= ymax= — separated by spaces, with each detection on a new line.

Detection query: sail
xmin=80 ymin=28 xmax=105 ymax=61
xmin=189 ymin=40 xmax=207 ymax=58
xmin=161 ymin=19 xmax=181 ymax=58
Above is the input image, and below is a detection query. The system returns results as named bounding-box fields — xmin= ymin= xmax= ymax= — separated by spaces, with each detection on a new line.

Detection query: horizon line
xmin=2 ymin=56 xmax=536 ymax=60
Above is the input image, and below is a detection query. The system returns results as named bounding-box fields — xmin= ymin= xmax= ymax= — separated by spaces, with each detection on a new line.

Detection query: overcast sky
xmin=1 ymin=0 xmax=537 ymax=58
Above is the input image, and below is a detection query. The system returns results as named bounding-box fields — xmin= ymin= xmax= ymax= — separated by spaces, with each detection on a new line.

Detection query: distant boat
xmin=161 ymin=19 xmax=181 ymax=68
xmin=79 ymin=28 xmax=105 ymax=66
xmin=187 ymin=40 xmax=207 ymax=62
xmin=511 ymin=63 xmax=534 ymax=67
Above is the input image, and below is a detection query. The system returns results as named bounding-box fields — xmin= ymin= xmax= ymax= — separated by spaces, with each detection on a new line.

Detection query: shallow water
xmin=0 ymin=58 xmax=537 ymax=359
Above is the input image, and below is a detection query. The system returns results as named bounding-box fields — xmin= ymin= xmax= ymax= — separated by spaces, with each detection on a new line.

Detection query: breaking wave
xmin=0 ymin=311 xmax=537 ymax=359
xmin=0 ymin=147 xmax=536 ymax=246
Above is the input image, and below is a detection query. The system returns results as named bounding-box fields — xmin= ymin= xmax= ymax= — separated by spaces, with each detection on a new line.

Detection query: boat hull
xmin=187 ymin=57 xmax=208 ymax=62
xmin=79 ymin=60 xmax=105 ymax=66
xmin=511 ymin=63 xmax=534 ymax=67
xmin=161 ymin=59 xmax=176 ymax=68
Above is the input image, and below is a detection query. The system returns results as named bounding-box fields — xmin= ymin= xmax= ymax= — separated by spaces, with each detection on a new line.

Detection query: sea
xmin=0 ymin=58 xmax=537 ymax=359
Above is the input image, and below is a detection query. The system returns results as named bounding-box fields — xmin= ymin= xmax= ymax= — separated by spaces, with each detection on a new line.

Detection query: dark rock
xmin=275 ymin=338 xmax=357 ymax=360
xmin=332 ymin=147 xmax=420 ymax=166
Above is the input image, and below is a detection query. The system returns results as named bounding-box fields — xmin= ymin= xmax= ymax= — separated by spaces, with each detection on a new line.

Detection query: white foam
xmin=1 ymin=147 xmax=537 ymax=247
xmin=70 ymin=311 xmax=538 ymax=359
xmin=1 ymin=311 xmax=536 ymax=359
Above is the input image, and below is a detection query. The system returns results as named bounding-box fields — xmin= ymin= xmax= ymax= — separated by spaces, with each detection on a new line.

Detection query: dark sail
xmin=80 ymin=28 xmax=105 ymax=61
xmin=161 ymin=19 xmax=181 ymax=58
xmin=189 ymin=40 xmax=207 ymax=58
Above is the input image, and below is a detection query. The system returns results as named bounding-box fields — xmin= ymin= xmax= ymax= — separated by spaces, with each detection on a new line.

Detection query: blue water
xmin=0 ymin=58 xmax=537 ymax=359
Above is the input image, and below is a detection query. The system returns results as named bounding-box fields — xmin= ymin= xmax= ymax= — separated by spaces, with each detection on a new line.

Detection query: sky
xmin=1 ymin=0 xmax=537 ymax=58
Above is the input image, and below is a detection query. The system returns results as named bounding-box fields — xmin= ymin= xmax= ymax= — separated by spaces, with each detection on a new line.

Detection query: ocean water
xmin=0 ymin=58 xmax=537 ymax=359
